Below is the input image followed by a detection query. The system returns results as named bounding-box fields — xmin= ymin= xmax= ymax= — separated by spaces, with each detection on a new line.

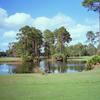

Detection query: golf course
xmin=0 ymin=0 xmax=100 ymax=100
xmin=0 ymin=67 xmax=100 ymax=100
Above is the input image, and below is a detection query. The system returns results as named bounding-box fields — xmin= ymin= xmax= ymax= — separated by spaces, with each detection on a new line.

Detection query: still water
xmin=0 ymin=60 xmax=86 ymax=75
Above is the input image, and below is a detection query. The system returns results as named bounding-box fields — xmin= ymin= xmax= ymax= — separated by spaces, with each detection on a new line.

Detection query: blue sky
xmin=0 ymin=0 xmax=98 ymax=51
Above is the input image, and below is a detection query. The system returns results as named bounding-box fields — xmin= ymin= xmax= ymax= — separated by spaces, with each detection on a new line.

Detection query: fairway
xmin=0 ymin=68 xmax=100 ymax=100
xmin=0 ymin=57 xmax=22 ymax=62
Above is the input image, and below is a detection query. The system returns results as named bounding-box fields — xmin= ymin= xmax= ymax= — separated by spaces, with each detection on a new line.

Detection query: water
xmin=40 ymin=60 xmax=85 ymax=73
xmin=0 ymin=60 xmax=86 ymax=75
xmin=0 ymin=63 xmax=16 ymax=75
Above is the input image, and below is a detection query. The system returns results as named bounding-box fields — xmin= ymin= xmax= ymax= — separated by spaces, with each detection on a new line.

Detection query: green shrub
xmin=86 ymin=55 xmax=100 ymax=70
xmin=53 ymin=53 xmax=65 ymax=61
xmin=22 ymin=54 xmax=34 ymax=62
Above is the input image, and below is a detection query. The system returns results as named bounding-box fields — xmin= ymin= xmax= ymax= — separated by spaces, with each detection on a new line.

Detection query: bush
xmin=22 ymin=53 xmax=34 ymax=62
xmin=86 ymin=55 xmax=100 ymax=70
xmin=53 ymin=53 xmax=65 ymax=61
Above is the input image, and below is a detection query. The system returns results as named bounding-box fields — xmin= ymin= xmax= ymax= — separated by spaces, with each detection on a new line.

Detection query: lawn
xmin=0 ymin=68 xmax=100 ymax=100
xmin=0 ymin=57 xmax=22 ymax=62
xmin=68 ymin=56 xmax=92 ymax=61
xmin=0 ymin=56 xmax=91 ymax=62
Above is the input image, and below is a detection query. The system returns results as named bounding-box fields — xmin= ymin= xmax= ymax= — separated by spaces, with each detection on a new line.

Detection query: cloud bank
xmin=0 ymin=8 xmax=98 ymax=50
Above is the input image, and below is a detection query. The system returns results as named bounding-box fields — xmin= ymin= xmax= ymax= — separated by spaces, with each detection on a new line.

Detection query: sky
xmin=0 ymin=0 xmax=98 ymax=51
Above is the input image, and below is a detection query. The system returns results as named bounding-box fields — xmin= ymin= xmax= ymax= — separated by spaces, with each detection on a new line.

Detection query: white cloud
xmin=69 ymin=23 xmax=98 ymax=40
xmin=33 ymin=17 xmax=50 ymax=31
xmin=32 ymin=13 xmax=75 ymax=31
xmin=71 ymin=24 xmax=91 ymax=33
xmin=0 ymin=8 xmax=33 ymax=29
xmin=3 ymin=30 xmax=17 ymax=38
xmin=0 ymin=8 xmax=98 ymax=50
xmin=5 ymin=13 xmax=33 ymax=28
xmin=32 ymin=14 xmax=98 ymax=42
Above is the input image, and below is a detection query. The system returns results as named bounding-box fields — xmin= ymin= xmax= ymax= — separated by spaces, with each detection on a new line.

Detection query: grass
xmin=0 ymin=57 xmax=22 ymax=62
xmin=0 ymin=56 xmax=92 ymax=62
xmin=0 ymin=68 xmax=100 ymax=100
xmin=68 ymin=56 xmax=92 ymax=61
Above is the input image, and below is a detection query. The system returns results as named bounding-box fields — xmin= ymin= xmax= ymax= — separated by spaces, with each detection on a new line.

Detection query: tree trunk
xmin=32 ymin=40 xmax=35 ymax=56
xmin=35 ymin=42 xmax=38 ymax=57
xmin=99 ymin=3 xmax=100 ymax=45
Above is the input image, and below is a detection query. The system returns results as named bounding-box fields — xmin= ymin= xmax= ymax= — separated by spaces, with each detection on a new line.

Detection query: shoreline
xmin=0 ymin=56 xmax=92 ymax=62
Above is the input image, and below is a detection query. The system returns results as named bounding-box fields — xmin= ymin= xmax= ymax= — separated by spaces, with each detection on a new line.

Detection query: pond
xmin=0 ymin=60 xmax=86 ymax=75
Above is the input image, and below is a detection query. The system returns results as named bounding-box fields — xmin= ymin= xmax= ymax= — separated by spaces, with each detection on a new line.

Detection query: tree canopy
xmin=82 ymin=0 xmax=100 ymax=12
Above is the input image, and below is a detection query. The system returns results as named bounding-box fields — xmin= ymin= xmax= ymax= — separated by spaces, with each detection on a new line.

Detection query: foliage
xmin=82 ymin=0 xmax=100 ymax=12
xmin=9 ymin=26 xmax=43 ymax=61
xmin=97 ymin=50 xmax=100 ymax=55
xmin=53 ymin=53 xmax=65 ymax=59
xmin=86 ymin=31 xmax=96 ymax=44
xmin=82 ymin=0 xmax=100 ymax=45
xmin=67 ymin=44 xmax=85 ymax=57
xmin=43 ymin=27 xmax=72 ymax=58
xmin=7 ymin=26 xmax=72 ymax=61
xmin=43 ymin=29 xmax=55 ymax=57
xmin=6 ymin=25 xmax=98 ymax=62
xmin=86 ymin=43 xmax=97 ymax=55
xmin=66 ymin=43 xmax=97 ymax=57
xmin=54 ymin=27 xmax=72 ymax=54
xmin=22 ymin=53 xmax=33 ymax=62
xmin=6 ymin=42 xmax=22 ymax=57
xmin=86 ymin=55 xmax=100 ymax=70
xmin=0 ymin=51 xmax=7 ymax=57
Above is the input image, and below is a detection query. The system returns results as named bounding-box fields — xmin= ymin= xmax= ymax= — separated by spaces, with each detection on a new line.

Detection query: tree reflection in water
xmin=15 ymin=62 xmax=35 ymax=73
xmin=0 ymin=60 xmax=85 ymax=74
xmin=41 ymin=60 xmax=85 ymax=73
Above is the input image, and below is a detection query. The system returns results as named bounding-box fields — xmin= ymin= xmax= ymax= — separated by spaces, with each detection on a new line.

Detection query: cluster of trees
xmin=65 ymin=43 xmax=97 ymax=57
xmin=9 ymin=26 xmax=43 ymax=61
xmin=7 ymin=25 xmax=98 ymax=61
xmin=7 ymin=26 xmax=72 ymax=61
xmin=44 ymin=27 xmax=72 ymax=59
xmin=5 ymin=0 xmax=100 ymax=61
xmin=0 ymin=51 xmax=7 ymax=57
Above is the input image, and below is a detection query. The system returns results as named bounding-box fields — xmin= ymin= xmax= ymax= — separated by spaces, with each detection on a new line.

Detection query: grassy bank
xmin=68 ymin=56 xmax=92 ymax=61
xmin=0 ymin=56 xmax=92 ymax=62
xmin=0 ymin=68 xmax=100 ymax=100
xmin=0 ymin=57 xmax=22 ymax=62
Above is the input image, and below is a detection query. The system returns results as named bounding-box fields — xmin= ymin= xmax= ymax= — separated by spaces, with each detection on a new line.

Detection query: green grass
xmin=0 ymin=56 xmax=91 ymax=62
xmin=0 ymin=68 xmax=100 ymax=100
xmin=0 ymin=57 xmax=22 ymax=62
xmin=68 ymin=56 xmax=92 ymax=61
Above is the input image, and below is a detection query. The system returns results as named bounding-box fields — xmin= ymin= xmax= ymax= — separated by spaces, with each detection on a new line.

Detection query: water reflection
xmin=0 ymin=64 xmax=16 ymax=74
xmin=0 ymin=60 xmax=86 ymax=74
xmin=15 ymin=62 xmax=34 ymax=73
xmin=40 ymin=60 xmax=85 ymax=74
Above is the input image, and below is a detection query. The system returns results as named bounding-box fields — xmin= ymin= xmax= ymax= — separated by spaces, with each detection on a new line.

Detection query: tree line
xmin=4 ymin=25 xmax=99 ymax=61
xmin=6 ymin=26 xmax=72 ymax=61
xmin=1 ymin=0 xmax=100 ymax=60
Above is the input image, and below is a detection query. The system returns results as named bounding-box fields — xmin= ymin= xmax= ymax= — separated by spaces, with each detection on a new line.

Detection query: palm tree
xmin=86 ymin=31 xmax=95 ymax=44
xmin=54 ymin=26 xmax=72 ymax=53
xmin=82 ymin=0 xmax=100 ymax=44
xmin=43 ymin=29 xmax=55 ymax=57
xmin=17 ymin=26 xmax=43 ymax=61
xmin=31 ymin=27 xmax=43 ymax=57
